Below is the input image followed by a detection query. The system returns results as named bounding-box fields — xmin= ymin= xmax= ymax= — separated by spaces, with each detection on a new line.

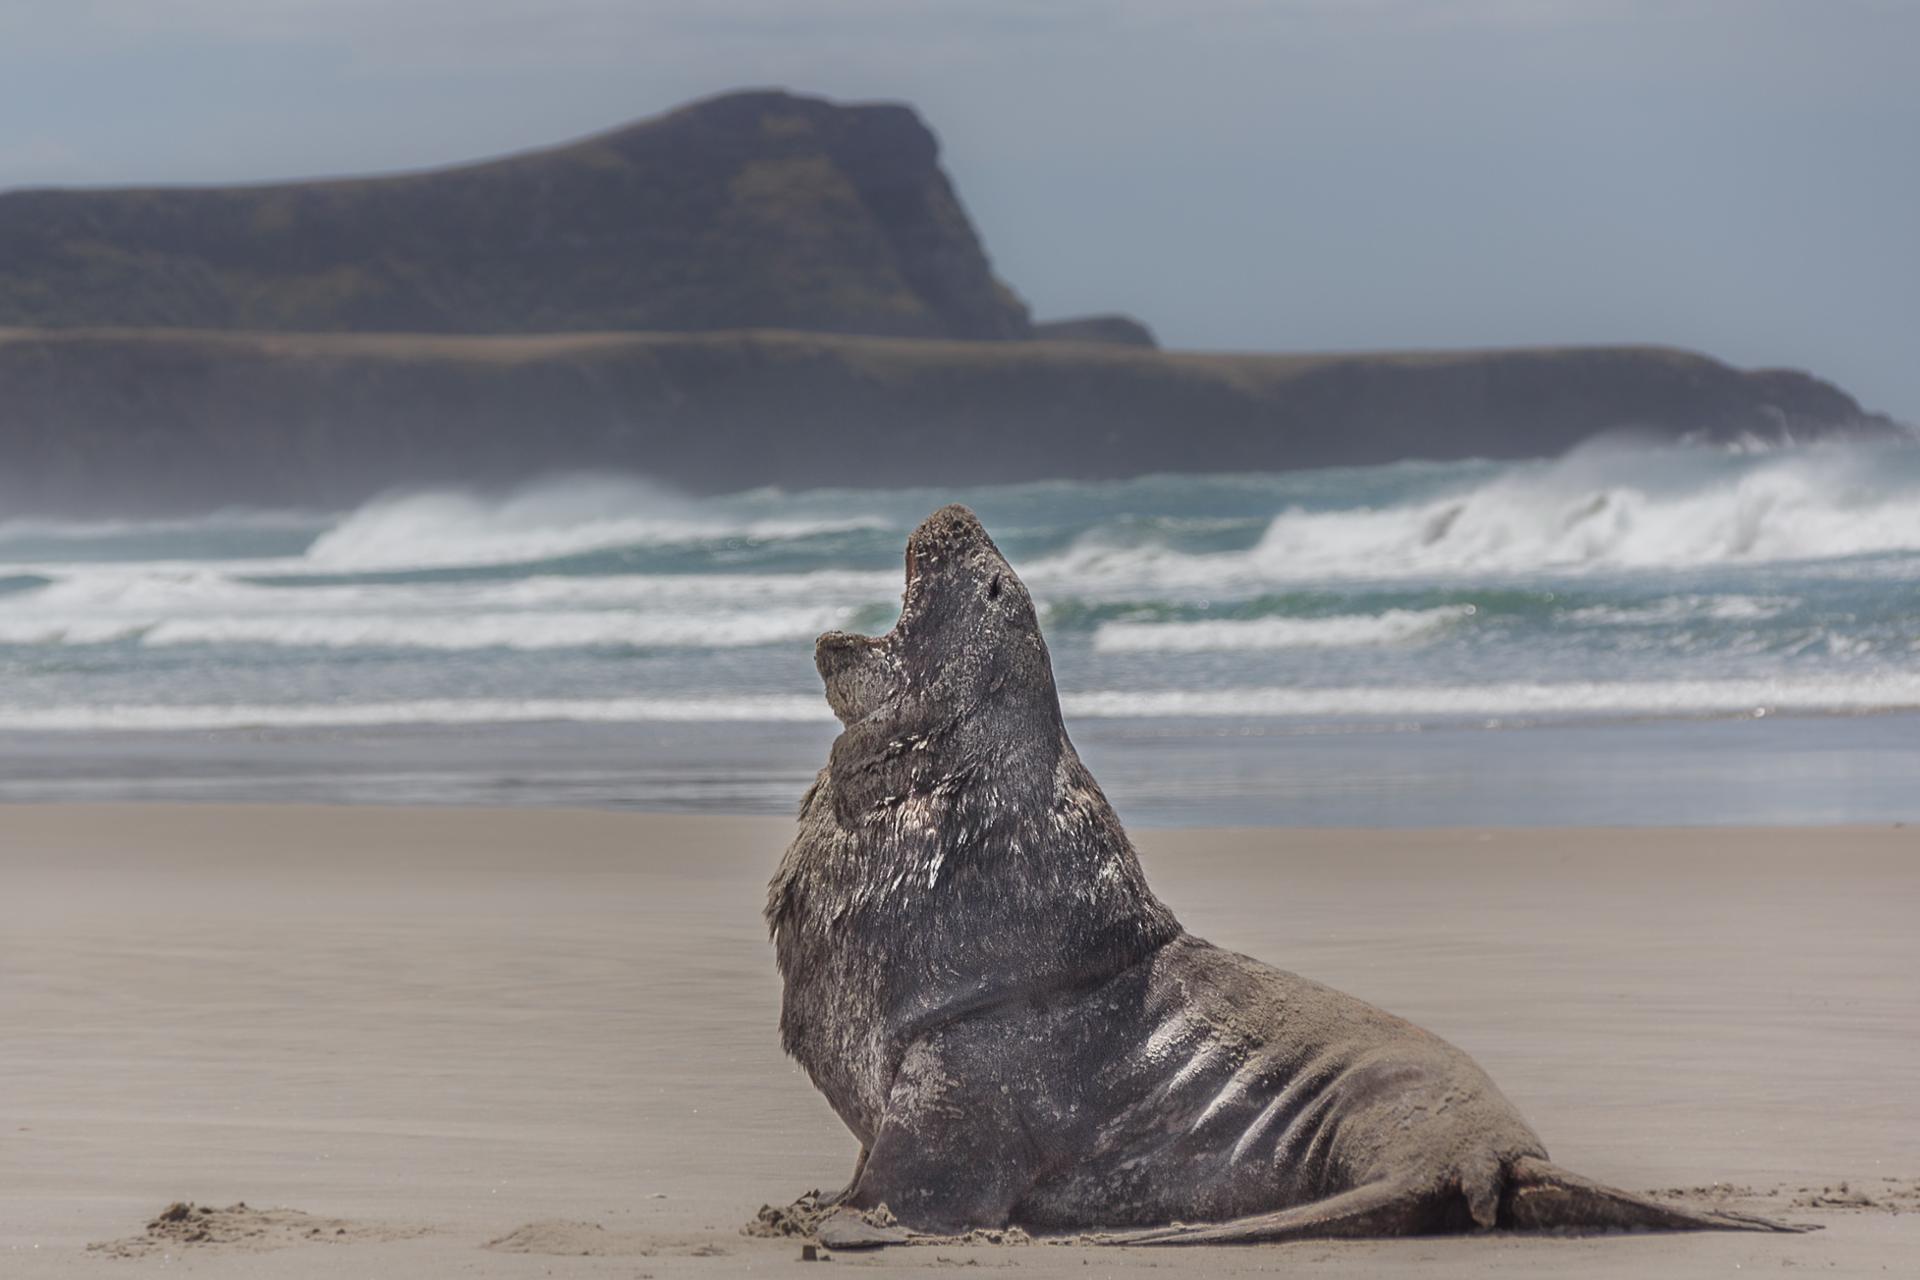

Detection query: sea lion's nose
xmin=908 ymin=504 xmax=987 ymax=555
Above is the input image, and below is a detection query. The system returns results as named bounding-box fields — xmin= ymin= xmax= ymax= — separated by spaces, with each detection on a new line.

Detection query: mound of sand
xmin=745 ymin=1190 xmax=838 ymax=1239
xmin=87 ymin=1201 xmax=427 ymax=1258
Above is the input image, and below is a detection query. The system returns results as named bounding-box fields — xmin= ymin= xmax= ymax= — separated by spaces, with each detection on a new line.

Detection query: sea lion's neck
xmin=873 ymin=744 xmax=1180 ymax=1017
xmin=768 ymin=738 xmax=1183 ymax=1136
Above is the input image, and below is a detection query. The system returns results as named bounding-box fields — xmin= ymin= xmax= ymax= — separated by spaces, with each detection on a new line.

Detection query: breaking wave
xmin=1032 ymin=440 xmax=1920 ymax=587
xmin=303 ymin=474 xmax=887 ymax=568
xmin=302 ymin=475 xmax=886 ymax=571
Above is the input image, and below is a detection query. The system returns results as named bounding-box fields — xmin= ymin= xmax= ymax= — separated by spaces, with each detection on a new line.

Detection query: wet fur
xmin=767 ymin=504 xmax=1806 ymax=1243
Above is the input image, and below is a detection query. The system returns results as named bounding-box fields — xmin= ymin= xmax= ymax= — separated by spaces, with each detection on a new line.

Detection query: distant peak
xmin=0 ymin=87 xmax=1027 ymax=341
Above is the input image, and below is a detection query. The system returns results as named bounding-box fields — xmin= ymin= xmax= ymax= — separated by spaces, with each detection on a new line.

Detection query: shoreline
xmin=3 ymin=797 xmax=1916 ymax=832
xmin=3 ymin=806 xmax=1915 ymax=1276
xmin=3 ymin=709 xmax=1915 ymax=826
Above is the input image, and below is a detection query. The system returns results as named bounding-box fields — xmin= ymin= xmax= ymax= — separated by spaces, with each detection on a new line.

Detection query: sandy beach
xmin=2 ymin=804 xmax=1915 ymax=1276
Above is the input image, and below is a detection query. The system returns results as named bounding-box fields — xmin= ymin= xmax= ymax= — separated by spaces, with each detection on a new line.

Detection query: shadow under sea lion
xmin=764 ymin=503 xmax=1807 ymax=1246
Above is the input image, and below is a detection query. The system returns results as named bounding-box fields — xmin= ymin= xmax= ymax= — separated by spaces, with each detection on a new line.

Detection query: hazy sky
xmin=2 ymin=0 xmax=1914 ymax=420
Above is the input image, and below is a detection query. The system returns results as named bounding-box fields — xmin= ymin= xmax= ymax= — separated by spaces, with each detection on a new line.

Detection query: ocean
xmin=2 ymin=435 xmax=1917 ymax=826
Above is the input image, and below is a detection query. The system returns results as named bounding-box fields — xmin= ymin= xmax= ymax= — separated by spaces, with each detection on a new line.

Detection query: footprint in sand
xmin=483 ymin=1220 xmax=734 ymax=1258
xmin=485 ymin=1220 xmax=657 ymax=1257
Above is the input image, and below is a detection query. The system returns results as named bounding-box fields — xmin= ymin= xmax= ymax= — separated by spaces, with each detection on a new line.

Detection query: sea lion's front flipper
xmin=841 ymin=1038 xmax=1041 ymax=1237
xmin=1096 ymin=1178 xmax=1429 ymax=1246
xmin=822 ymin=1145 xmax=868 ymax=1207
xmin=1502 ymin=1156 xmax=1815 ymax=1234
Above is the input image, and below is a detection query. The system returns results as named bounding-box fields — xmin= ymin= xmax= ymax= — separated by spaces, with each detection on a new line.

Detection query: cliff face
xmin=0 ymin=91 xmax=1031 ymax=340
xmin=0 ymin=329 xmax=1892 ymax=516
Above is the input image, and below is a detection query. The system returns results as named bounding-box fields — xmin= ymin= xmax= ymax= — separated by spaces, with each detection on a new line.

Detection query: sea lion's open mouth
xmin=812 ymin=529 xmax=917 ymax=725
xmin=814 ymin=504 xmax=1012 ymax=728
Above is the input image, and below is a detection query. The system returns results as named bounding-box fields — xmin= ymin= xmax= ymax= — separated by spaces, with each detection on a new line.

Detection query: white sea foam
xmin=303 ymin=475 xmax=886 ymax=571
xmin=1093 ymin=606 xmax=1473 ymax=652
xmin=454 ymin=567 xmax=899 ymax=610
xmin=1254 ymin=447 xmax=1920 ymax=577
xmin=0 ymin=696 xmax=835 ymax=732
xmin=141 ymin=607 xmax=845 ymax=651
xmin=0 ymin=561 xmax=889 ymax=650
xmin=1061 ymin=674 xmax=1920 ymax=719
xmin=0 ymin=604 xmax=845 ymax=651
xmin=8 ymin=673 xmax=1920 ymax=732
xmin=13 ymin=562 xmax=899 ymax=610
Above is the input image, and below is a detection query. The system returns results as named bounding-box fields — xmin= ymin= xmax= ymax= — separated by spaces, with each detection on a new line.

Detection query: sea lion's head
xmin=813 ymin=505 xmax=1063 ymax=819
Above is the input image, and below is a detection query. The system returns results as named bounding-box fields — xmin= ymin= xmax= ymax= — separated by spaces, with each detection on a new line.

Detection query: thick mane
xmin=822 ymin=676 xmax=1062 ymax=826
xmin=768 ymin=710 xmax=1178 ymax=1142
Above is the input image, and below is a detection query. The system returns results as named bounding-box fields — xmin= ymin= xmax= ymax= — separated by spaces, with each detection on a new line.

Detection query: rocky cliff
xmin=0 ymin=91 xmax=1030 ymax=340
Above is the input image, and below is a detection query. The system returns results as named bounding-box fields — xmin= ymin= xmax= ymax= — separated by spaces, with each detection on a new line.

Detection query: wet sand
xmin=2 ymin=805 xmax=1915 ymax=1276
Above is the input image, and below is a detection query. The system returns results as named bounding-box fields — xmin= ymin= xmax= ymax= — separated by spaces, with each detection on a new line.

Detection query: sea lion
xmin=764 ymin=503 xmax=1802 ymax=1245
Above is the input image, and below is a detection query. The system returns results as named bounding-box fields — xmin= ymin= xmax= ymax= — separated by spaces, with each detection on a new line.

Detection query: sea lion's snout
xmin=814 ymin=504 xmax=1041 ymax=728
xmin=894 ymin=503 xmax=1042 ymax=652
xmin=899 ymin=504 xmax=1013 ymax=609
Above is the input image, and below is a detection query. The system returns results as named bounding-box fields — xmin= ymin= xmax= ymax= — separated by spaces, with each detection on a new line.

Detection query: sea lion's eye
xmin=987 ymin=574 xmax=1003 ymax=601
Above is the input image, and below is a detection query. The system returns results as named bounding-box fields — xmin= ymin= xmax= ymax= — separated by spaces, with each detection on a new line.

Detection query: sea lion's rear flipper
xmin=1502 ymin=1156 xmax=1814 ymax=1234
xmin=1097 ymin=1178 xmax=1429 ymax=1246
xmin=1098 ymin=1156 xmax=1815 ymax=1245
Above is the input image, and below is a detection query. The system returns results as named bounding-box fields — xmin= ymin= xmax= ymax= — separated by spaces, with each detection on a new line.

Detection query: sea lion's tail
xmin=1500 ymin=1155 xmax=1811 ymax=1234
xmin=1097 ymin=1156 xmax=1812 ymax=1245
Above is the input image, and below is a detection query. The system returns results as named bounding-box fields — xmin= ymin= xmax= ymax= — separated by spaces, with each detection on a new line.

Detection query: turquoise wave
xmin=1 ymin=440 xmax=1917 ymax=733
